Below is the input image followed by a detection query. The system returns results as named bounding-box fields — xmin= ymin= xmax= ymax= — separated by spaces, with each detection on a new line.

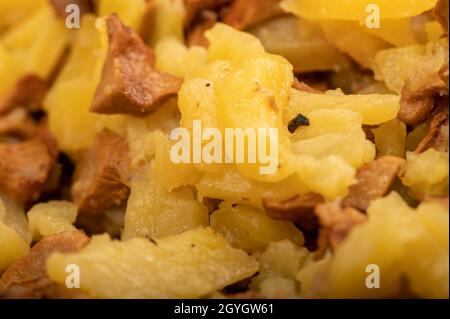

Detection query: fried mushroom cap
xmin=90 ymin=14 xmax=182 ymax=116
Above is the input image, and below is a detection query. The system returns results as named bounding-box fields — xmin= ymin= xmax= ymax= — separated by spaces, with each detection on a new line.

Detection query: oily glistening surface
xmin=0 ymin=0 xmax=448 ymax=299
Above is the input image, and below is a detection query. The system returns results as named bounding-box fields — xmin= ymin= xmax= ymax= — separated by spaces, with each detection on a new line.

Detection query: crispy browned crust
xmin=263 ymin=193 xmax=324 ymax=230
xmin=187 ymin=10 xmax=218 ymax=47
xmin=91 ymin=14 xmax=183 ymax=116
xmin=222 ymin=0 xmax=283 ymax=30
xmin=71 ymin=131 xmax=130 ymax=215
xmin=342 ymin=156 xmax=405 ymax=211
xmin=0 ymin=106 xmax=59 ymax=206
xmin=415 ymin=107 xmax=449 ymax=153
xmin=398 ymin=66 xmax=449 ymax=125
xmin=0 ymin=75 xmax=47 ymax=115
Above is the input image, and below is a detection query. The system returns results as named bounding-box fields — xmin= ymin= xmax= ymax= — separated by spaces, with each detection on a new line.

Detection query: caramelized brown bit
xmin=1 ymin=231 xmax=90 ymax=288
xmin=71 ymin=131 xmax=130 ymax=215
xmin=0 ymin=75 xmax=47 ymax=115
xmin=415 ymin=109 xmax=449 ymax=153
xmin=222 ymin=0 xmax=283 ymax=30
xmin=49 ymin=0 xmax=94 ymax=18
xmin=184 ymin=0 xmax=230 ymax=26
xmin=263 ymin=193 xmax=324 ymax=230
xmin=76 ymin=207 xmax=125 ymax=238
xmin=315 ymin=202 xmax=367 ymax=250
xmin=433 ymin=0 xmax=449 ymax=36
xmin=398 ymin=70 xmax=449 ymax=125
xmin=0 ymin=128 xmax=58 ymax=206
xmin=292 ymin=78 xmax=324 ymax=94
xmin=187 ymin=10 xmax=217 ymax=47
xmin=0 ymin=109 xmax=37 ymax=142
xmin=91 ymin=14 xmax=183 ymax=116
xmin=343 ymin=156 xmax=405 ymax=211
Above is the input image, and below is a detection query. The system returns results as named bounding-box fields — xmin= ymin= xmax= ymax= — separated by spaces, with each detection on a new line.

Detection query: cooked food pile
xmin=0 ymin=0 xmax=448 ymax=299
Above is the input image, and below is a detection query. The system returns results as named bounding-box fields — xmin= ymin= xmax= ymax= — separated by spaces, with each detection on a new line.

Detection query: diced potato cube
xmin=47 ymin=227 xmax=259 ymax=298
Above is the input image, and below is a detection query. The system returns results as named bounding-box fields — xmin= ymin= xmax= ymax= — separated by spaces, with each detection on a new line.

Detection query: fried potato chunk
xmin=47 ymin=227 xmax=259 ymax=298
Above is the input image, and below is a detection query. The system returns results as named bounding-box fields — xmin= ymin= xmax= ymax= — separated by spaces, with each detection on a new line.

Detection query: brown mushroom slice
xmin=0 ymin=129 xmax=58 ymax=206
xmin=49 ymin=0 xmax=94 ymax=18
xmin=0 ymin=231 xmax=90 ymax=288
xmin=91 ymin=14 xmax=182 ymax=116
xmin=222 ymin=0 xmax=283 ymax=31
xmin=187 ymin=10 xmax=218 ymax=47
xmin=342 ymin=156 xmax=405 ymax=211
xmin=0 ymin=75 xmax=47 ymax=115
xmin=0 ymin=109 xmax=37 ymax=142
xmin=398 ymin=69 xmax=448 ymax=125
xmin=415 ymin=109 xmax=449 ymax=153
xmin=262 ymin=193 xmax=324 ymax=230
xmin=433 ymin=0 xmax=449 ymax=36
xmin=315 ymin=202 xmax=367 ymax=251
xmin=71 ymin=131 xmax=130 ymax=215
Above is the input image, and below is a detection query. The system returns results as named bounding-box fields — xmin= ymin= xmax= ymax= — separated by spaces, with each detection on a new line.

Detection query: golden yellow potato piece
xmin=289 ymin=109 xmax=363 ymax=141
xmin=281 ymin=0 xmax=437 ymax=21
xmin=1 ymin=5 xmax=68 ymax=79
xmin=252 ymin=240 xmax=309 ymax=297
xmin=196 ymin=168 xmax=308 ymax=210
xmin=146 ymin=0 xmax=185 ymax=46
xmin=47 ymin=227 xmax=259 ymax=298
xmin=293 ymin=155 xmax=356 ymax=199
xmin=292 ymin=132 xmax=375 ymax=169
xmin=98 ymin=0 xmax=146 ymax=31
xmin=367 ymin=18 xmax=418 ymax=47
xmin=249 ymin=16 xmax=350 ymax=73
xmin=27 ymin=201 xmax=78 ymax=241
xmin=374 ymin=41 xmax=448 ymax=94
xmin=287 ymin=89 xmax=400 ymax=125
xmin=0 ymin=220 xmax=29 ymax=273
xmin=401 ymin=149 xmax=449 ymax=199
xmin=155 ymin=37 xmax=207 ymax=78
xmin=327 ymin=192 xmax=448 ymax=298
xmin=373 ymin=119 xmax=407 ymax=157
xmin=0 ymin=0 xmax=45 ymax=32
xmin=210 ymin=203 xmax=304 ymax=251
xmin=319 ymin=21 xmax=391 ymax=69
xmin=123 ymin=163 xmax=208 ymax=240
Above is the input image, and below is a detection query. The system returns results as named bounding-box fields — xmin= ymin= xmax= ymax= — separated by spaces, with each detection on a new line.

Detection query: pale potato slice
xmin=210 ymin=204 xmax=304 ymax=251
xmin=123 ymin=163 xmax=208 ymax=240
xmin=286 ymin=89 xmax=400 ymax=125
xmin=47 ymin=227 xmax=259 ymax=298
